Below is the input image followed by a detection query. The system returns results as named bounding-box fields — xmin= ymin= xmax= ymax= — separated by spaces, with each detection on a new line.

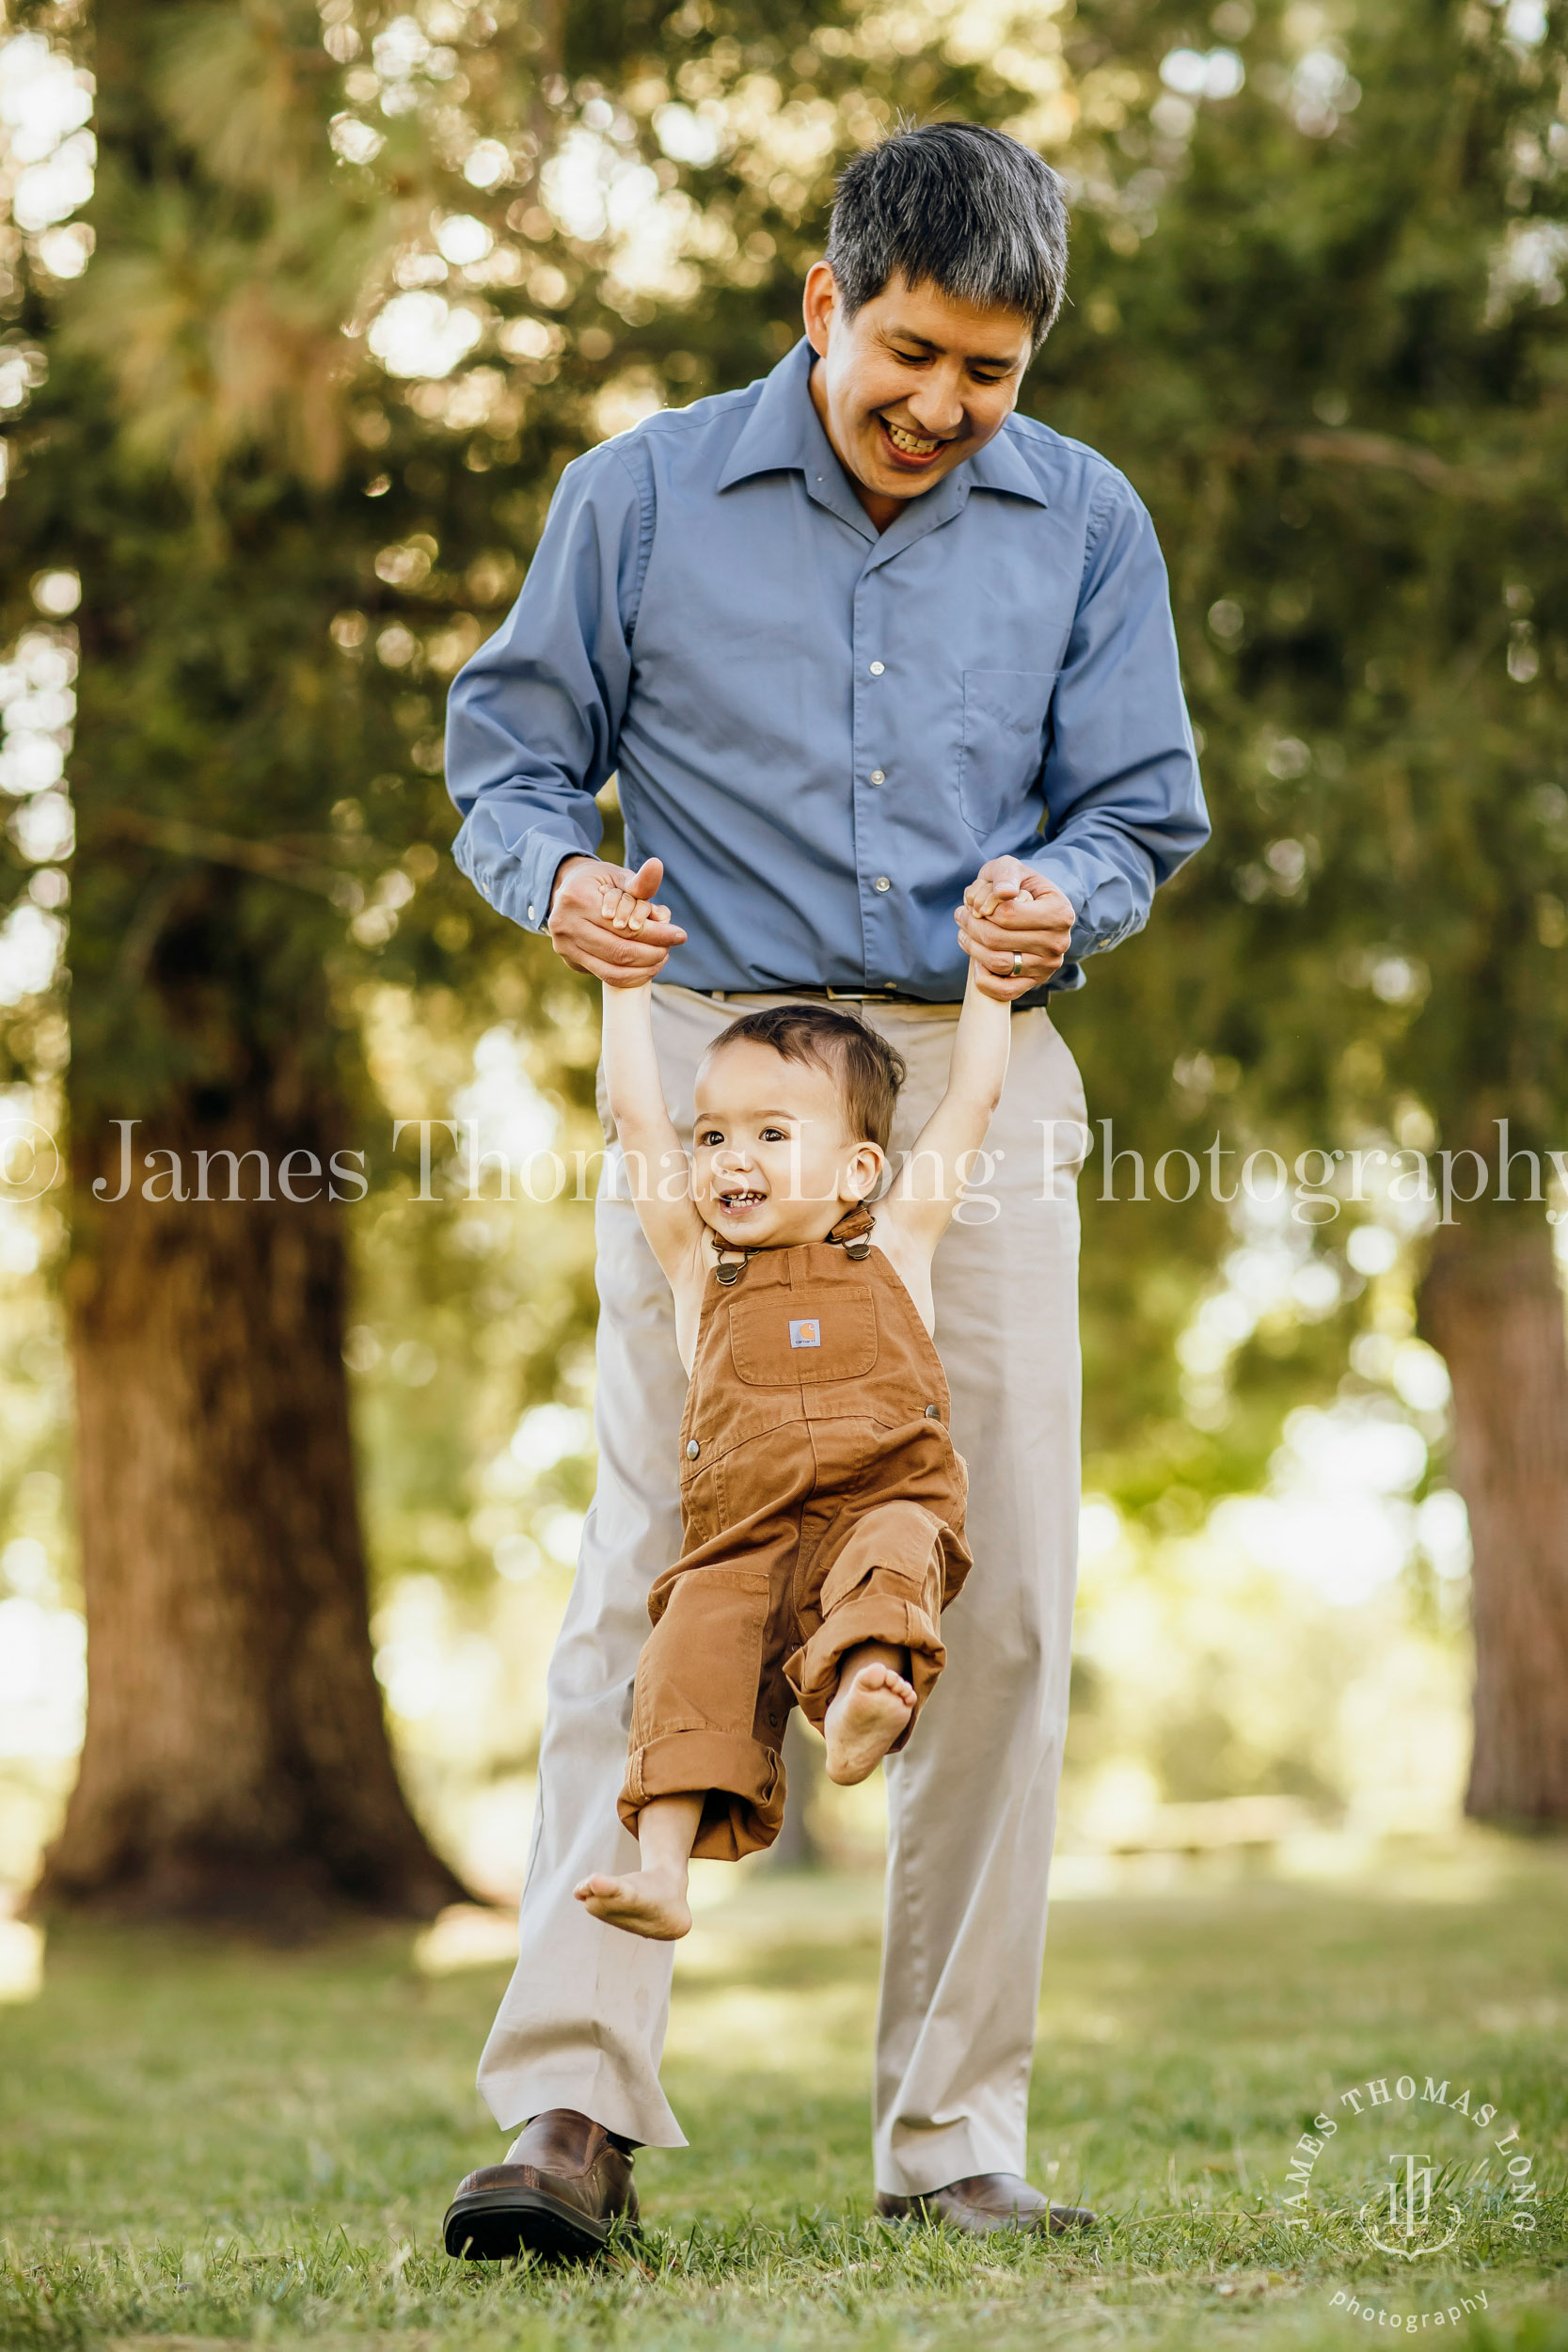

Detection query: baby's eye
xmin=697 ymin=1129 xmax=723 ymax=1147
xmin=760 ymin=1126 xmax=787 ymax=1143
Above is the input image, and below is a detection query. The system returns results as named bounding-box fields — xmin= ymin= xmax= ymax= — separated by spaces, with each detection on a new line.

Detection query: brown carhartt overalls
xmin=618 ymin=1204 xmax=972 ymax=1862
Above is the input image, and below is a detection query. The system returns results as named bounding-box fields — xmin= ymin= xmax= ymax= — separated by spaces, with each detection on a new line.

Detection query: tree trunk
xmin=35 ymin=1080 xmax=466 ymax=1930
xmin=1418 ymin=1216 xmax=1568 ymax=1824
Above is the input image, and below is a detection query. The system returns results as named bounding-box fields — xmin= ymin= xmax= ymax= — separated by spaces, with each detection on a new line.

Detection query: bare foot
xmin=824 ymin=1661 xmax=916 ymax=1784
xmin=574 ymin=1866 xmax=692 ymax=1940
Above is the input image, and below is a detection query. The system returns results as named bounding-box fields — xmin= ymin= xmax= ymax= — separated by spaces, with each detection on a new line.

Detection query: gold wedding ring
xmin=1010 ymin=951 xmax=1024 ymax=979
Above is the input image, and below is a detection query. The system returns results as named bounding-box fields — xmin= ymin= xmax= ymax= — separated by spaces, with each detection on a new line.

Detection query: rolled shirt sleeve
xmin=1024 ymin=475 xmax=1209 ymax=967
xmin=447 ymin=439 xmax=649 ymax=932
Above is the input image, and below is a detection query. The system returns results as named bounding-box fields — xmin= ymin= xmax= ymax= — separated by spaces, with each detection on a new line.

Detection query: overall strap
xmin=827 ymin=1201 xmax=877 ymax=1261
xmin=711 ymin=1241 xmax=752 ymax=1288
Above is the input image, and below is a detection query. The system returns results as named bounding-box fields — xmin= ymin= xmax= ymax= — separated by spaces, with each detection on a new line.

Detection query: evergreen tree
xmin=1037 ymin=0 xmax=1568 ymax=1817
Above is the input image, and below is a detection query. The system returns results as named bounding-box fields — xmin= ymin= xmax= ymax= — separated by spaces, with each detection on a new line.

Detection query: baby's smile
xmin=714 ymin=1185 xmax=768 ymax=1218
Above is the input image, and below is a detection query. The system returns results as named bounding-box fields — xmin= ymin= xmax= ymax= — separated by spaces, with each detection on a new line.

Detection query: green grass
xmin=3 ymin=1836 xmax=1566 ymax=2350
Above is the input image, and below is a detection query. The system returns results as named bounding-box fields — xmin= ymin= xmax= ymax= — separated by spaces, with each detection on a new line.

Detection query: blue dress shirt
xmin=447 ymin=338 xmax=1209 ymax=998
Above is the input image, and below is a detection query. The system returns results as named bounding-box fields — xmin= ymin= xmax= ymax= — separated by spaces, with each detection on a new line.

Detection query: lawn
xmin=3 ymin=1836 xmax=1565 ymax=2350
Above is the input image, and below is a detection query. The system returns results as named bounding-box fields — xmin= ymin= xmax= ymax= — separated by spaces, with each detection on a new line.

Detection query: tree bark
xmin=35 ymin=1075 xmax=466 ymax=1930
xmin=1418 ymin=1216 xmax=1568 ymax=1824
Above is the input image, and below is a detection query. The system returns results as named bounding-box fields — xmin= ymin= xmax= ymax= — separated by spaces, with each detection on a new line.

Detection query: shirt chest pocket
xmin=727 ymin=1290 xmax=879 ymax=1387
xmin=956 ymin=668 xmax=1058 ymax=839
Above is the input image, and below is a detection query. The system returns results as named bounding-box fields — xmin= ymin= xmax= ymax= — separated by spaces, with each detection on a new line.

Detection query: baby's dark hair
xmin=710 ymin=1005 xmax=907 ymax=1150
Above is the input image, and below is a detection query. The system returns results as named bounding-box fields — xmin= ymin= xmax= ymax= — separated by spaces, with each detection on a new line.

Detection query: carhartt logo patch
xmin=788 ymin=1318 xmax=821 ymax=1349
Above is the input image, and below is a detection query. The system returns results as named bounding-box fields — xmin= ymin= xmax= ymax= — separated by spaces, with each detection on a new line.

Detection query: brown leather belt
xmin=705 ymin=984 xmax=958 ymax=1008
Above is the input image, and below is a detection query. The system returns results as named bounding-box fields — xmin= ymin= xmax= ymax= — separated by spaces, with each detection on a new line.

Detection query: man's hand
xmin=955 ymin=857 xmax=1075 ymax=1000
xmin=547 ymin=855 xmax=689 ymax=987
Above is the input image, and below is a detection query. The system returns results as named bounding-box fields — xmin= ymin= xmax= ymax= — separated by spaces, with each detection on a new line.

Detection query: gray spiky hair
xmin=825 ymin=120 xmax=1069 ymax=348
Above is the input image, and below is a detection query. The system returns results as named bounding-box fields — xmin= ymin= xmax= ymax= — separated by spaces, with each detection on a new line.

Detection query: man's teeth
xmin=885 ymin=420 xmax=941 ymax=455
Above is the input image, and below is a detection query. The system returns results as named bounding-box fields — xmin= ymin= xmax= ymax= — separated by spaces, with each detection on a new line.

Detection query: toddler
xmin=573 ymin=864 xmax=1022 ymax=1939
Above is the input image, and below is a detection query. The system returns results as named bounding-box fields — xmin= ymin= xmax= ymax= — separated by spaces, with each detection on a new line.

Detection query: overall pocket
xmin=727 ymin=1288 xmax=879 ymax=1386
xmin=956 ymin=667 xmax=1058 ymax=838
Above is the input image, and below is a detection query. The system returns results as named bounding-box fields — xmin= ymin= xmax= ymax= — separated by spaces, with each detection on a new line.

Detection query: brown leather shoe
xmin=443 ymin=2108 xmax=639 ymax=2262
xmin=877 ymin=2173 xmax=1098 ymax=2236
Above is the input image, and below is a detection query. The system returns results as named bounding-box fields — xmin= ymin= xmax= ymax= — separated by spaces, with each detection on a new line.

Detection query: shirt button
xmin=874 ymin=875 xmax=891 ymax=893
xmin=686 ymin=1438 xmax=700 ymax=1459
xmin=527 ymin=903 xmax=535 ymax=921
xmin=870 ymin=769 xmax=885 ymax=786
xmin=868 ymin=660 xmax=884 ymax=675
xmin=925 ymin=1403 xmax=941 ymax=1420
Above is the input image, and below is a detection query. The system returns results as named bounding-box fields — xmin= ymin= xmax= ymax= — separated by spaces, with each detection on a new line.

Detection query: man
xmin=442 ymin=120 xmax=1208 ymax=2260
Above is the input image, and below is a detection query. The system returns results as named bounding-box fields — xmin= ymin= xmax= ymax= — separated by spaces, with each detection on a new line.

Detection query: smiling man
xmin=443 ymin=121 xmax=1208 ymax=2260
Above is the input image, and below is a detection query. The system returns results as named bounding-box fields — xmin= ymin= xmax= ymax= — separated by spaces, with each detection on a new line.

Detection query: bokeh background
xmin=0 ymin=0 xmax=1565 ymax=2339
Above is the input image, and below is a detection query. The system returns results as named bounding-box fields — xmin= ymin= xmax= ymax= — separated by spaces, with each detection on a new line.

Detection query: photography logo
xmin=1359 ymin=2152 xmax=1463 ymax=2259
xmin=1279 ymin=2069 xmax=1538 ymax=2329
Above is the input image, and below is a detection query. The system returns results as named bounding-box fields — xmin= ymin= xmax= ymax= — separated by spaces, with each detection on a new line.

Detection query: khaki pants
xmin=477 ymin=984 xmax=1088 ymax=2197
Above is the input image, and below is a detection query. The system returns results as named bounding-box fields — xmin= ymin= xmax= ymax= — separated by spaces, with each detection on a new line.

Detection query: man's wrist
xmin=1018 ymin=863 xmax=1075 ymax=915
xmin=546 ymin=851 xmax=594 ymax=926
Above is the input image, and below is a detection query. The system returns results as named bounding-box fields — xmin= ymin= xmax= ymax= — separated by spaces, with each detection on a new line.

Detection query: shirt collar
xmin=965 ymin=422 xmax=1050 ymax=507
xmin=716 ymin=335 xmax=1049 ymax=514
xmin=717 ymin=339 xmax=825 ymax=491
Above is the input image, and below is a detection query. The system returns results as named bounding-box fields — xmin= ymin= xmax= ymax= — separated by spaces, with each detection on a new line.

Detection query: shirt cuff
xmin=529 ymin=840 xmax=596 ymax=932
xmin=453 ymin=817 xmax=597 ymax=934
xmin=1024 ymin=853 xmax=1143 ymax=965
xmin=1018 ymin=853 xmax=1092 ymax=962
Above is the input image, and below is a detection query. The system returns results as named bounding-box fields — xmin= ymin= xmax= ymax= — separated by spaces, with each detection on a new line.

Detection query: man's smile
xmin=879 ymin=415 xmax=951 ymax=466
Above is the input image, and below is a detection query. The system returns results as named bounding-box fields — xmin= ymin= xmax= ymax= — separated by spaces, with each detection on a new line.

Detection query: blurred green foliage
xmin=1042 ymin=0 xmax=1568 ymax=1509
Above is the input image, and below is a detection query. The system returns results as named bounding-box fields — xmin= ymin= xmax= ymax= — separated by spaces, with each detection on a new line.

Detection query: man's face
xmin=802 ymin=264 xmax=1034 ymax=518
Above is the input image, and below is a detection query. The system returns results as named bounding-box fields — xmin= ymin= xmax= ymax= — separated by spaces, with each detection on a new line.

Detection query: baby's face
xmin=691 ymin=1041 xmax=883 ymax=1250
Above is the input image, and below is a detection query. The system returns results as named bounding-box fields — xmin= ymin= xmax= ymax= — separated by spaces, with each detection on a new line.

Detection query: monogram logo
xmin=1360 ymin=2153 xmax=1463 ymax=2258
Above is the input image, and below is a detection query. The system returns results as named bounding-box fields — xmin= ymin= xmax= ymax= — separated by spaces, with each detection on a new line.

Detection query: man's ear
xmin=842 ymin=1141 xmax=885 ymax=1202
xmin=802 ymin=261 xmax=838 ymax=358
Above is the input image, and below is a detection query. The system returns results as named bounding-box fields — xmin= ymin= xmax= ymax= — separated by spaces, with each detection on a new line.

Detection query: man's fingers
xmin=967 ymin=856 xmax=1027 ymax=917
xmin=578 ymin=944 xmax=670 ymax=982
xmin=555 ymin=917 xmax=686 ymax=977
xmin=602 ymin=923 xmax=680 ymax=961
xmin=958 ymin=931 xmax=1033 ymax=998
xmin=956 ymin=905 xmax=1070 ymax=954
xmin=965 ymin=878 xmax=1023 ymax=919
xmin=585 ymin=896 xmax=687 ymax=942
xmin=586 ymin=858 xmax=673 ymax=935
xmin=546 ymin=857 xmax=688 ymax=981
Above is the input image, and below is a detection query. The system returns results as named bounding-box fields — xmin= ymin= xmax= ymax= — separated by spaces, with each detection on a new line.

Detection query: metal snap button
xmin=686 ymin=1438 xmax=700 ymax=1458
xmin=925 ymin=1404 xmax=940 ymax=1420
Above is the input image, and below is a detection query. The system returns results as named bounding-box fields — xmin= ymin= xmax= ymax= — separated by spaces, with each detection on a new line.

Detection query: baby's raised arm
xmin=600 ymin=966 xmax=707 ymax=1291
xmin=881 ymin=866 xmax=1022 ymax=1262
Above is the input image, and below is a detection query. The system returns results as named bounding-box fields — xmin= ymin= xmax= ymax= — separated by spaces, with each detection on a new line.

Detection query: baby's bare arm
xmin=600 ymin=979 xmax=707 ymax=1290
xmin=882 ymin=877 xmax=1016 ymax=1261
